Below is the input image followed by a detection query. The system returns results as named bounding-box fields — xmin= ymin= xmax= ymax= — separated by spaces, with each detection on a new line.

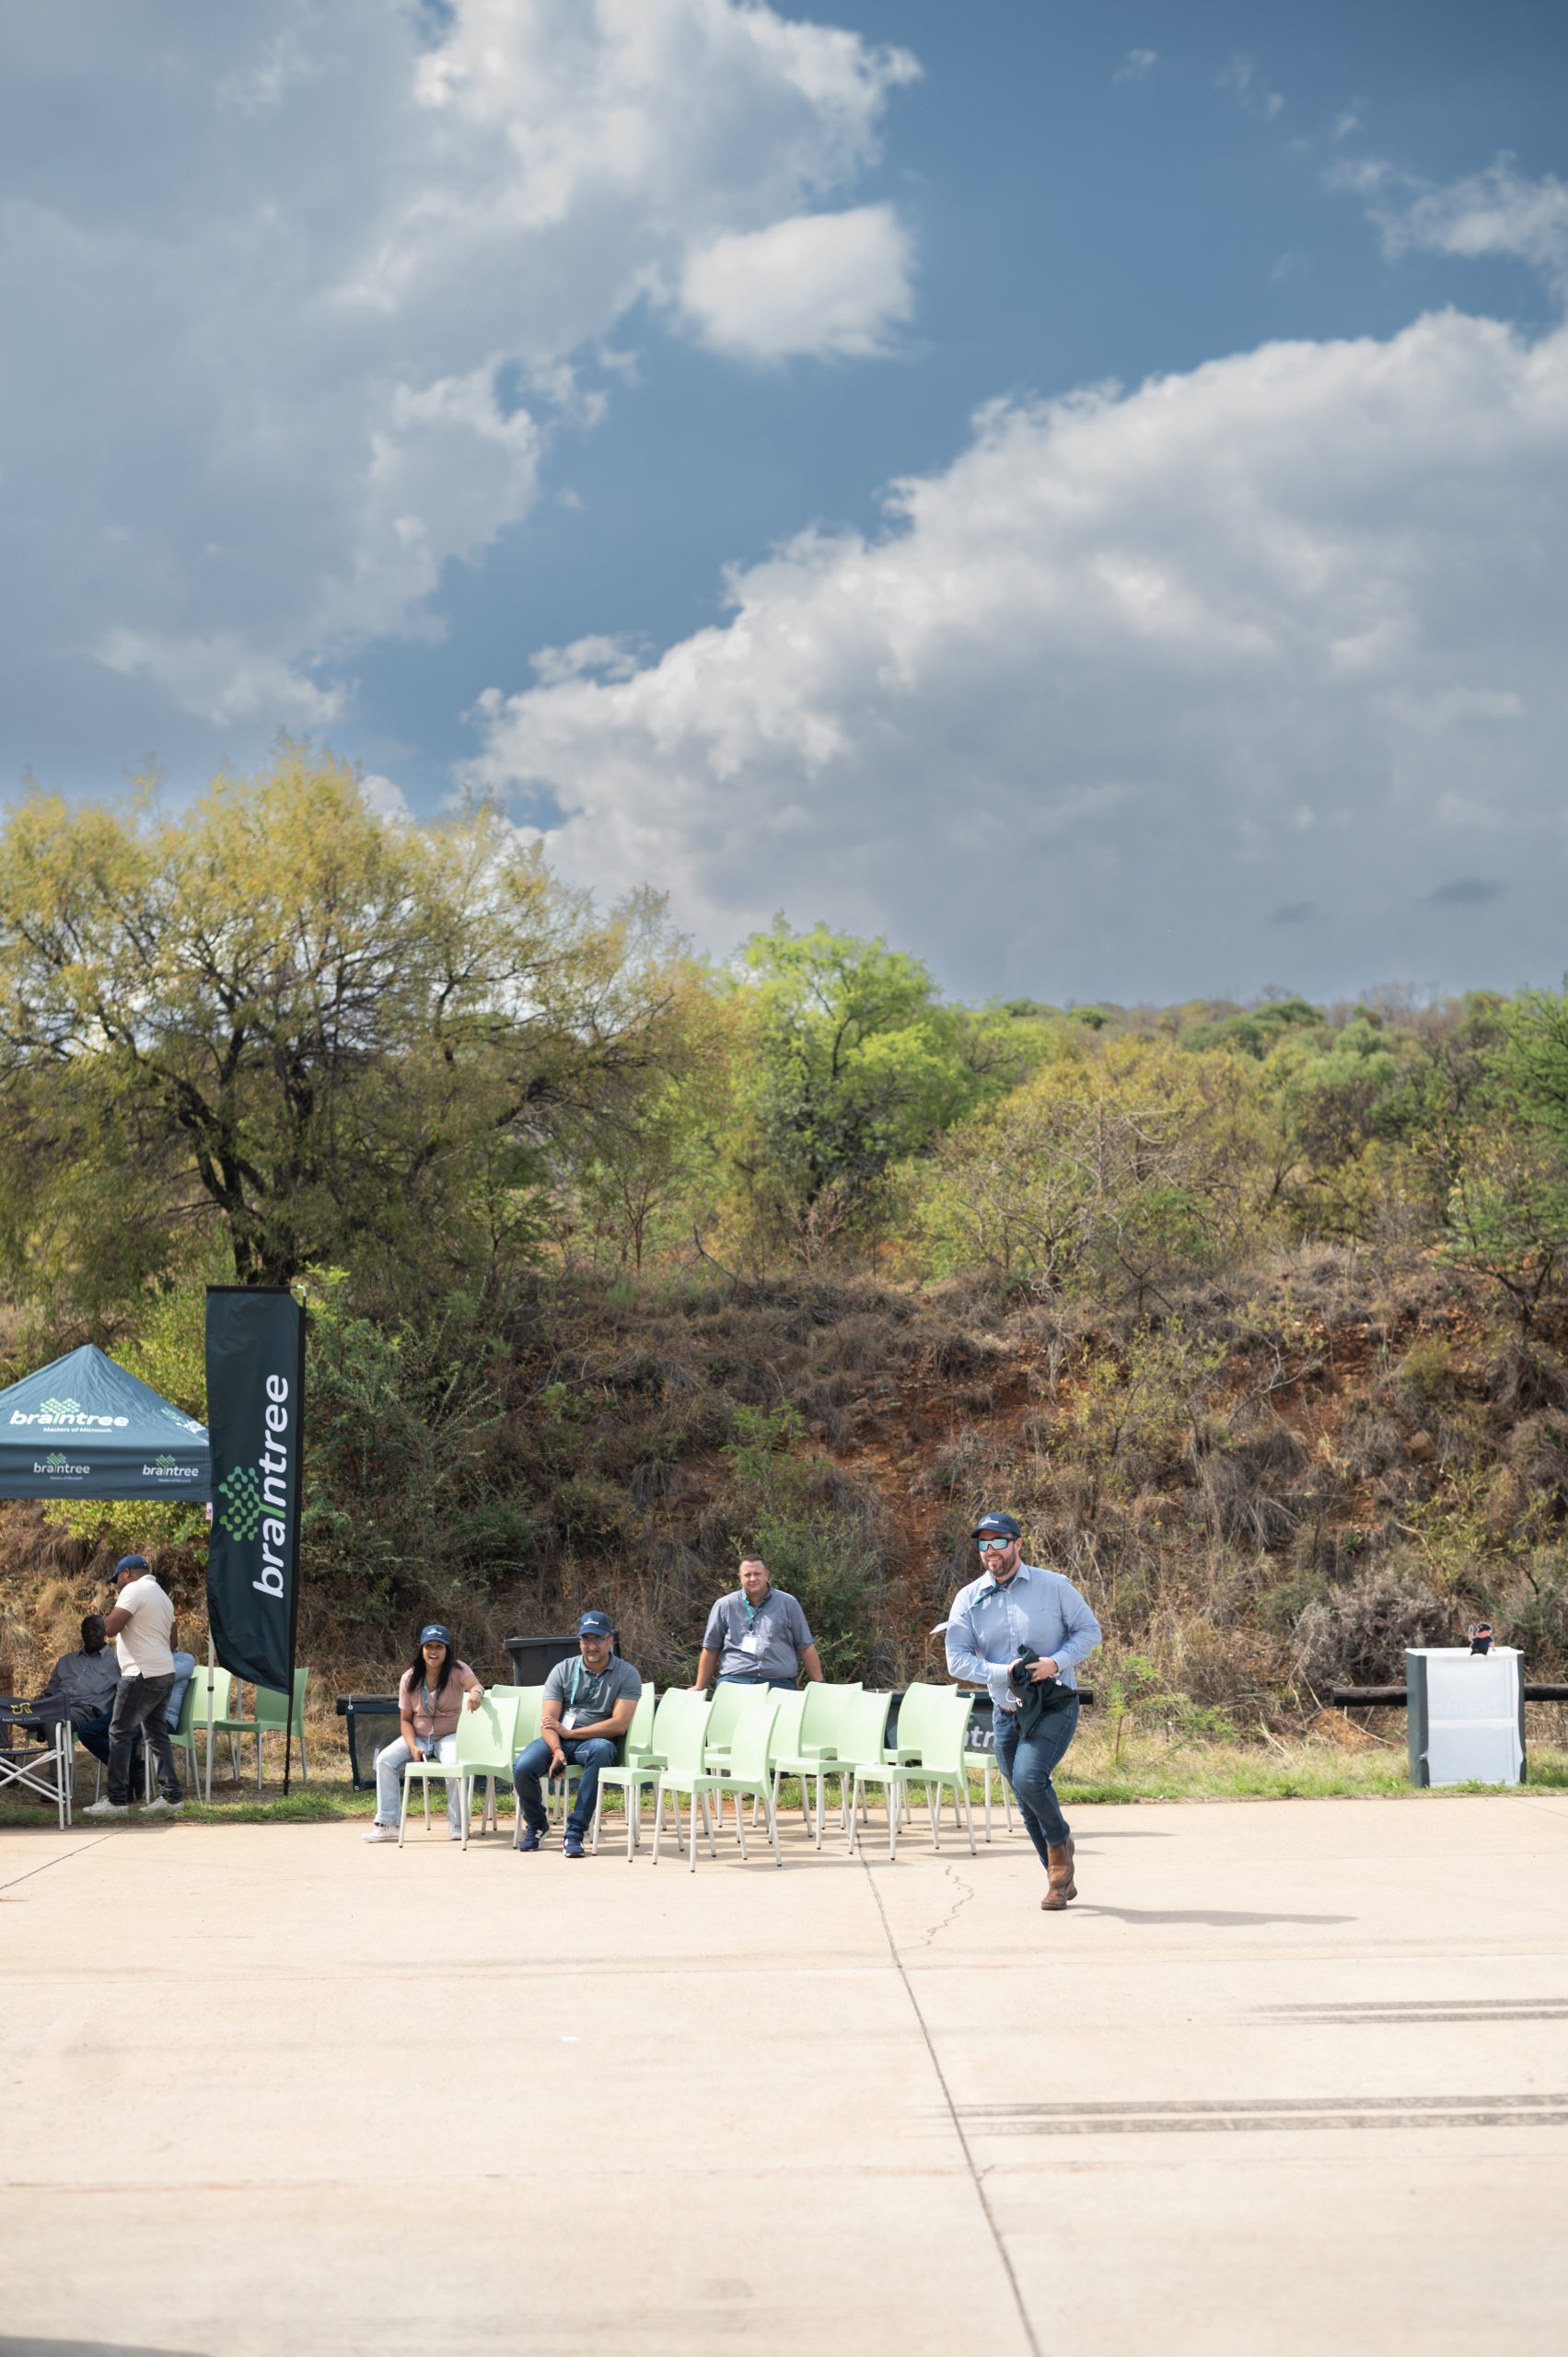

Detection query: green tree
xmin=0 ymin=749 xmax=688 ymax=1303
xmin=725 ymin=919 xmax=981 ymax=1259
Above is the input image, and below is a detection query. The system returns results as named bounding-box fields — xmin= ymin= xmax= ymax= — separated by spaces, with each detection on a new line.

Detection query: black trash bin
xmin=504 ymin=1635 xmax=578 ymax=1687
xmin=335 ymin=1693 xmax=401 ymax=1790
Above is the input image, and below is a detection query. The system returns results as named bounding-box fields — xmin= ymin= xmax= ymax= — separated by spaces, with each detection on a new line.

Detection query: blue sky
xmin=5 ymin=1 xmax=1568 ymax=1004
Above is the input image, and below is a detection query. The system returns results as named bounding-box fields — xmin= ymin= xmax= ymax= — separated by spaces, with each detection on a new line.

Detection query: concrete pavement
xmin=4 ymin=1791 xmax=1568 ymax=2355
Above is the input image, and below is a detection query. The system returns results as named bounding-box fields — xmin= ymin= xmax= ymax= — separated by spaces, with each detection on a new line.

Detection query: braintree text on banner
xmin=204 ymin=1286 xmax=306 ymax=1694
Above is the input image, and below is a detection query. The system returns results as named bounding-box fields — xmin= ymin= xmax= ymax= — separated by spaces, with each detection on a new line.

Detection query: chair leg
xmin=846 ymin=1775 xmax=859 ymax=1856
xmin=689 ymin=1789 xmax=699 ymax=1873
xmin=398 ymin=1775 xmax=411 ymax=1848
xmin=982 ymin=1760 xmax=993 ymax=1842
xmin=962 ymin=1779 xmax=976 ymax=1856
xmin=298 ymin=1730 xmax=308 ymax=1785
xmin=734 ymin=1789 xmax=749 ymax=1863
xmin=764 ymin=1788 xmax=782 ymax=1865
xmin=929 ymin=1781 xmax=942 ymax=1851
xmin=652 ymin=1786 xmax=666 ymax=1864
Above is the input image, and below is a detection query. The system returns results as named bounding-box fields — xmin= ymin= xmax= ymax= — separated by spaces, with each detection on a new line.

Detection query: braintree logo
xmin=216 ymin=1463 xmax=263 ymax=1541
xmin=11 ymin=1394 xmax=129 ymax=1428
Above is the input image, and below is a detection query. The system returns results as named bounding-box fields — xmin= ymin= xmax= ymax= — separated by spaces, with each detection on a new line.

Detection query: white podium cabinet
xmin=1406 ymin=1647 xmax=1525 ymax=1788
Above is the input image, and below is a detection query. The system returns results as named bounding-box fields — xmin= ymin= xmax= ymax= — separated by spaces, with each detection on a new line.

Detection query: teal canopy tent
xmin=0 ymin=1343 xmax=209 ymax=1501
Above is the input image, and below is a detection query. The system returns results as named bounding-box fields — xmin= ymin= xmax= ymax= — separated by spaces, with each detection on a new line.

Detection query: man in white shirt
xmin=82 ymin=1554 xmax=184 ymax=1818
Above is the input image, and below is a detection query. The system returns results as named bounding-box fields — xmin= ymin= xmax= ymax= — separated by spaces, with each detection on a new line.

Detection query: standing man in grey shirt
xmin=694 ymin=1558 xmax=824 ymax=1692
xmin=513 ymin=1612 xmax=642 ymax=1859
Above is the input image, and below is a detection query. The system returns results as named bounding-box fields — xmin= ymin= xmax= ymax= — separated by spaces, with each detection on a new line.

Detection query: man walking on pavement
xmin=944 ymin=1511 xmax=1100 ymax=1911
xmin=513 ymin=1612 xmax=642 ymax=1858
xmin=82 ymin=1555 xmax=185 ymax=1819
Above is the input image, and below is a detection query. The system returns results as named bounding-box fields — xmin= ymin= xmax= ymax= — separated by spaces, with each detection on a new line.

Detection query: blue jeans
xmin=992 ymin=1697 xmax=1079 ymax=1868
xmin=513 ymin=1735 xmax=618 ymax=1838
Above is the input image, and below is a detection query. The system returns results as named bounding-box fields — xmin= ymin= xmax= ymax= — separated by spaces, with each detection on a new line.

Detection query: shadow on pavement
xmin=1080 ymin=1905 xmax=1355 ymax=1927
xmin=0 ymin=2342 xmax=205 ymax=2356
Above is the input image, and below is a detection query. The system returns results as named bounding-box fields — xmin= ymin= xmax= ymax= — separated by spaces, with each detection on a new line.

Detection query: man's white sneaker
xmin=362 ymin=1824 xmax=399 ymax=1843
xmin=81 ymin=1797 xmax=130 ymax=1819
xmin=140 ymin=1795 xmax=184 ymax=1816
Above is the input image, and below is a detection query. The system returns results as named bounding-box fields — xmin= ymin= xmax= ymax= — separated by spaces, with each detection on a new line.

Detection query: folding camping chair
xmin=0 ymin=1695 xmax=74 ymax=1829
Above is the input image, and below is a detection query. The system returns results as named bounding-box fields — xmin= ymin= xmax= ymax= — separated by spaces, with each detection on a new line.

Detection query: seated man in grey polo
xmin=512 ymin=1612 xmax=642 ymax=1859
xmin=694 ymin=1557 xmax=824 ymax=1692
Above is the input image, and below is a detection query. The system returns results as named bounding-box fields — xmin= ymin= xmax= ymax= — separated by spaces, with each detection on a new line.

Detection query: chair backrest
xmin=170 ymin=1668 xmax=230 ymax=1742
xmin=797 ymin=1680 xmax=864 ymax=1755
xmin=621 ymin=1683 xmax=656 ymax=1759
xmin=455 ymin=1691 xmax=515 ymax=1771
xmin=725 ymin=1699 xmax=780 ymax=1785
xmin=765 ymin=1689 xmax=807 ymax=1763
xmin=918 ymin=1689 xmax=975 ymax=1775
xmin=512 ymin=1685 xmax=545 ymax=1748
xmin=835 ymin=1690 xmax=896 ymax=1771
xmin=654 ymin=1688 xmax=712 ymax=1776
xmin=889 ymin=1681 xmax=939 ymax=1757
xmin=184 ymin=1666 xmax=233 ymax=1732
xmin=253 ymin=1666 xmax=309 ymax=1729
xmin=703 ymin=1680 xmax=773 ymax=1751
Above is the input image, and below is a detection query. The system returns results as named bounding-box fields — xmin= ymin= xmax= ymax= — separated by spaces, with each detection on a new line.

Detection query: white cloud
xmin=466 ymin=309 xmax=1568 ymax=1001
xmin=1113 ymin=51 xmax=1158 ymax=85
xmin=679 ymin=204 xmax=913 ymax=361
xmin=1332 ymin=153 xmax=1568 ymax=294
xmin=0 ymin=0 xmax=916 ymax=752
xmin=1216 ymin=54 xmax=1283 ymax=122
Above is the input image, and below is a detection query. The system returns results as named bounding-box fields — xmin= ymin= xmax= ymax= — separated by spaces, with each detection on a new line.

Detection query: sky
xmin=4 ymin=0 xmax=1568 ymax=1006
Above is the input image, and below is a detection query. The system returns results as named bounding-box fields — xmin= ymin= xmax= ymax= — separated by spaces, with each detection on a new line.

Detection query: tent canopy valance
xmin=0 ymin=1342 xmax=209 ymax=1501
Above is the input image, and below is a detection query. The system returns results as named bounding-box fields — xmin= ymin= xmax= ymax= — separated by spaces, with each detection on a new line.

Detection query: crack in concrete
xmin=897 ymin=1859 xmax=977 ymax=1950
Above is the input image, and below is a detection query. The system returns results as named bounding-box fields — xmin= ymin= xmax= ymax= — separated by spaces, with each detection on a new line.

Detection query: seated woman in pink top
xmin=364 ymin=1621 xmax=484 ymax=1843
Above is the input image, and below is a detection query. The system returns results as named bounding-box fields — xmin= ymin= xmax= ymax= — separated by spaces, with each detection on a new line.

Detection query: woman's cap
xmin=419 ymin=1622 xmax=454 ymax=1647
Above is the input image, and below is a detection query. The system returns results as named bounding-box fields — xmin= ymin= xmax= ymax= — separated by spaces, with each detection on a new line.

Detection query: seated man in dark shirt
xmin=40 ymin=1615 xmax=122 ymax=1762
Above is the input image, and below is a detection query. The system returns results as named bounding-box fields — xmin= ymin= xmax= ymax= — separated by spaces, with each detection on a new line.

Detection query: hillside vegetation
xmin=4 ymin=753 xmax=1568 ymax=1733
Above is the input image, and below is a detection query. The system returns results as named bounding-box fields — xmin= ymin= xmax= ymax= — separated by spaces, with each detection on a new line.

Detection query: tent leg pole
xmin=203 ymin=1636 xmax=215 ymax=1805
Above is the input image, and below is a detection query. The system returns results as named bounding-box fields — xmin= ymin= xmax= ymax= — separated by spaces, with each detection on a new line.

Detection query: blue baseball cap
xmin=970 ymin=1511 xmax=1021 ymax=1540
xmin=114 ymin=1553 xmax=150 ymax=1578
xmin=419 ymin=1622 xmax=454 ymax=1647
xmin=577 ymin=1610 xmax=614 ymax=1638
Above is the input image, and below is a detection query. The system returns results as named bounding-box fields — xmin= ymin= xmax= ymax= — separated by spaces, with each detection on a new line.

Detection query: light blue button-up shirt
xmin=945 ymin=1562 xmax=1102 ymax=1714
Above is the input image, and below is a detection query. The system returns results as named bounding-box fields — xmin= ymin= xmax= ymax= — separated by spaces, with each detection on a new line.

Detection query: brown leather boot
xmin=1042 ymin=1840 xmax=1076 ymax=1910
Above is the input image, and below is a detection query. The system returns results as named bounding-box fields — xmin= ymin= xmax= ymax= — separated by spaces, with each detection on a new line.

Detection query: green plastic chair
xmin=587 ymin=1687 xmax=660 ymax=1866
xmin=167 ymin=1666 xmax=234 ymax=1802
xmin=459 ymin=1689 xmax=524 ymax=1844
xmin=772 ymin=1683 xmax=873 ymax=1848
xmin=398 ymin=1696 xmax=497 ymax=1845
xmin=654 ymin=1696 xmax=780 ymax=1872
xmin=701 ymin=1679 xmax=774 ymax=1774
xmin=967 ymin=1732 xmax=1015 ymax=1840
xmin=884 ymin=1683 xmax=941 ymax=1829
xmin=796 ymin=1679 xmax=863 ymax=1759
xmin=212 ymin=1667 xmax=310 ymax=1789
xmin=726 ymin=1688 xmax=805 ymax=1833
xmin=847 ymin=1689 xmax=975 ymax=1861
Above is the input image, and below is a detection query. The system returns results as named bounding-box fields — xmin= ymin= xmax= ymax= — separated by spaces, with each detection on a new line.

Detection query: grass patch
xmin=6 ymin=1738 xmax=1567 ymax=1830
